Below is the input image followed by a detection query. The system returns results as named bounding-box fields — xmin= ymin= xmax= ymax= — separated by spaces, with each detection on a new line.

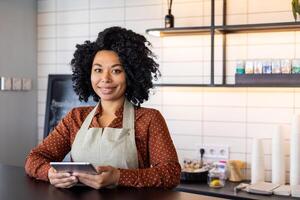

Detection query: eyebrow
xmin=92 ymin=63 xmax=123 ymax=68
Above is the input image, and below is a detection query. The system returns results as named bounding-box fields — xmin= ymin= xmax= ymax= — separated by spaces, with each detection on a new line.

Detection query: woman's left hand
xmin=73 ymin=166 xmax=120 ymax=189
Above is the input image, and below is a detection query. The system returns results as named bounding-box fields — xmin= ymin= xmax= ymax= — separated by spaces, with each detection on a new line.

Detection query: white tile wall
xmin=37 ymin=0 xmax=300 ymax=182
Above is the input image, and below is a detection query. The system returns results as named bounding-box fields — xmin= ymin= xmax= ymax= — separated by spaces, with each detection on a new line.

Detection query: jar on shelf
xmin=292 ymin=59 xmax=300 ymax=74
xmin=207 ymin=161 xmax=227 ymax=188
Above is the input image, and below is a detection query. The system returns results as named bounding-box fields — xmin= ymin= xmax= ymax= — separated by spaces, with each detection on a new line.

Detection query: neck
xmin=101 ymin=97 xmax=125 ymax=115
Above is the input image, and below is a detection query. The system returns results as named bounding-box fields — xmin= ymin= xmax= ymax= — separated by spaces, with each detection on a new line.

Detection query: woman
xmin=25 ymin=27 xmax=181 ymax=189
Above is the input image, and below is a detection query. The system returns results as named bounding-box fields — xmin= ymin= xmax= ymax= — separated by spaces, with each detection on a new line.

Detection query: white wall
xmin=37 ymin=0 xmax=300 ymax=181
xmin=0 ymin=0 xmax=37 ymax=166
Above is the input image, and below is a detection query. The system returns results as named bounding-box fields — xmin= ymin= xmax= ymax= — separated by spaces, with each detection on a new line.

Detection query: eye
xmin=94 ymin=68 xmax=102 ymax=73
xmin=112 ymin=69 xmax=123 ymax=74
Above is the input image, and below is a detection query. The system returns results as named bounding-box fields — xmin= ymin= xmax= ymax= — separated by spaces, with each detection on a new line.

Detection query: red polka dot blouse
xmin=25 ymin=105 xmax=181 ymax=188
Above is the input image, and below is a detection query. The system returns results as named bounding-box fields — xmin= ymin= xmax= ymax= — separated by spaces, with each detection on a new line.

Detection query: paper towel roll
xmin=251 ymin=138 xmax=265 ymax=184
xmin=290 ymin=114 xmax=300 ymax=186
xmin=272 ymin=125 xmax=285 ymax=184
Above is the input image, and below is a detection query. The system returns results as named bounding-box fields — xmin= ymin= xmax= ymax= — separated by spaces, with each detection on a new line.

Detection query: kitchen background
xmin=0 ymin=0 xmax=299 ymax=183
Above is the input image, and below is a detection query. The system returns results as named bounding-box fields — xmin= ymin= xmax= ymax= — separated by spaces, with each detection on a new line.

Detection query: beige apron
xmin=71 ymin=99 xmax=139 ymax=169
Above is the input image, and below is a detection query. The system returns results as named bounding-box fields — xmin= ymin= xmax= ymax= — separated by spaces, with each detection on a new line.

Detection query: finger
xmin=73 ymin=172 xmax=96 ymax=181
xmin=51 ymin=176 xmax=77 ymax=186
xmin=50 ymin=172 xmax=72 ymax=179
xmin=55 ymin=180 xmax=77 ymax=189
xmin=96 ymin=166 xmax=111 ymax=173
xmin=78 ymin=177 xmax=100 ymax=189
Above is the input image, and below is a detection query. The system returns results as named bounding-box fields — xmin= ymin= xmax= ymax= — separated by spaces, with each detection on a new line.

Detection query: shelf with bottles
xmin=147 ymin=21 xmax=300 ymax=37
xmin=234 ymin=59 xmax=300 ymax=86
xmin=146 ymin=0 xmax=300 ymax=87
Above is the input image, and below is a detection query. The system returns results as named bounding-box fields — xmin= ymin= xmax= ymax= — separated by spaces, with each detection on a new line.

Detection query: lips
xmin=99 ymin=87 xmax=116 ymax=95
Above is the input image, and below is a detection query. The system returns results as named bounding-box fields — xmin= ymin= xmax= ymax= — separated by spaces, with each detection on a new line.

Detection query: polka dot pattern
xmin=25 ymin=105 xmax=181 ymax=188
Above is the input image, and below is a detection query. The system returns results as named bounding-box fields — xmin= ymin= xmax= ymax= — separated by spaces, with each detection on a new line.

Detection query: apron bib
xmin=71 ymin=99 xmax=138 ymax=169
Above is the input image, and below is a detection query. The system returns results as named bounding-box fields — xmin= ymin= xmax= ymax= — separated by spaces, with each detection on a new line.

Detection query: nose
xmin=101 ymin=70 xmax=111 ymax=83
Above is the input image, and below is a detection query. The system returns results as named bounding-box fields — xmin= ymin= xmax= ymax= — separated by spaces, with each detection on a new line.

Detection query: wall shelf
xmin=146 ymin=0 xmax=300 ymax=87
xmin=146 ymin=22 xmax=300 ymax=36
xmin=216 ymin=21 xmax=300 ymax=34
xmin=146 ymin=26 xmax=211 ymax=37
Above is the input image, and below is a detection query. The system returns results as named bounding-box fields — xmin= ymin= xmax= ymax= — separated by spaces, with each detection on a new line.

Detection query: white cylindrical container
xmin=251 ymin=138 xmax=265 ymax=184
xmin=290 ymin=114 xmax=300 ymax=186
xmin=272 ymin=125 xmax=285 ymax=185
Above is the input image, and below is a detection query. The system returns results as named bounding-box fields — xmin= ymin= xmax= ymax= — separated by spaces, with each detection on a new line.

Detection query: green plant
xmin=292 ymin=0 xmax=300 ymax=21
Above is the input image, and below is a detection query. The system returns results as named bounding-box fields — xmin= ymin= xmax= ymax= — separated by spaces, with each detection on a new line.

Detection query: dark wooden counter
xmin=0 ymin=164 xmax=224 ymax=200
xmin=176 ymin=181 xmax=299 ymax=200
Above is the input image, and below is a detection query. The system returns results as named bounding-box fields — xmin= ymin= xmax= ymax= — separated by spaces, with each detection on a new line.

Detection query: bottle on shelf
xmin=165 ymin=0 xmax=174 ymax=28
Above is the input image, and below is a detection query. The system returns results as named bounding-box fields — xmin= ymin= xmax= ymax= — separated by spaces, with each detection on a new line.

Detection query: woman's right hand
xmin=48 ymin=167 xmax=78 ymax=188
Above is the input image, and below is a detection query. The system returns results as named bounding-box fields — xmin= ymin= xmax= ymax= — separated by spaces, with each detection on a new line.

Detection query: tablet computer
xmin=50 ymin=162 xmax=98 ymax=175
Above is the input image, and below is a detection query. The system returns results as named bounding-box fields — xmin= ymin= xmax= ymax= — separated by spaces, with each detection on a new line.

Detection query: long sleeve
xmin=118 ymin=110 xmax=181 ymax=188
xmin=25 ymin=110 xmax=73 ymax=181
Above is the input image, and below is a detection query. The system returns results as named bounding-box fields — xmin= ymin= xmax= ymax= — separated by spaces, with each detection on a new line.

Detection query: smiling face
xmin=91 ymin=50 xmax=126 ymax=103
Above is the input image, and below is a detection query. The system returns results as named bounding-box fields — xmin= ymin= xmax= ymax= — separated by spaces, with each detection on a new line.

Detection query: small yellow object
xmin=210 ymin=179 xmax=221 ymax=187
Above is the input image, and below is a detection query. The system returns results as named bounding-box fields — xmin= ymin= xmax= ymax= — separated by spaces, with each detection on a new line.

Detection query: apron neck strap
xmin=80 ymin=99 xmax=134 ymax=130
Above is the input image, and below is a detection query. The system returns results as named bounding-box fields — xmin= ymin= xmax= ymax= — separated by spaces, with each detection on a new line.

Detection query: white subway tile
xmin=56 ymin=64 xmax=72 ymax=74
xmin=161 ymin=76 xmax=204 ymax=84
xmin=38 ymin=26 xmax=56 ymax=38
xmin=175 ymin=17 xmax=204 ymax=27
xmin=38 ymin=77 xmax=48 ymax=90
xmin=38 ymin=102 xmax=46 ymax=115
xmin=57 ymin=37 xmax=86 ymax=51
xmin=248 ymin=32 xmax=295 ymax=45
xmin=247 ymin=108 xmax=293 ymax=123
xmin=38 ymin=115 xmax=45 ymax=128
xmin=227 ymin=14 xmax=248 ymax=25
xmin=56 ymin=51 xmax=73 ymax=64
xmin=162 ymin=105 xmax=202 ymax=121
xmin=247 ymin=88 xmax=294 ymax=108
xmin=295 ymin=91 xmax=300 ymax=108
xmin=163 ymin=47 xmax=203 ymax=62
xmin=126 ymin=0 xmax=161 ymax=6
xmin=57 ymin=11 xmax=89 ymax=24
xmin=167 ymin=120 xmax=202 ymax=135
xmin=227 ymin=0 xmax=247 ymax=14
xmin=90 ymin=22 xmax=125 ymax=37
xmin=57 ymin=24 xmax=89 ymax=37
xmin=38 ymin=65 xmax=56 ymax=77
xmin=226 ymin=45 xmax=248 ymax=61
xmin=91 ymin=0 xmax=124 ymax=8
xmin=248 ymin=12 xmax=293 ymax=24
xmin=38 ymin=52 xmax=56 ymax=64
xmin=38 ymin=13 xmax=56 ymax=25
xmin=162 ymin=35 xmax=204 ymax=47
xmin=125 ymin=5 xmax=162 ymax=20
xmin=162 ymin=88 xmax=203 ymax=106
xmin=126 ymin=20 xmax=162 ymax=34
xmin=176 ymin=149 xmax=199 ymax=164
xmin=203 ymin=136 xmax=246 ymax=153
xmin=57 ymin=0 xmax=88 ymax=11
xmin=248 ymin=0 xmax=291 ymax=13
xmin=203 ymin=88 xmax=247 ymax=106
xmin=247 ymin=123 xmax=290 ymax=139
xmin=247 ymin=44 xmax=295 ymax=59
xmin=162 ymin=62 xmax=203 ymax=77
xmin=169 ymin=2 xmax=203 ymax=18
xmin=38 ymin=39 xmax=56 ymax=51
xmin=38 ymin=90 xmax=47 ymax=103
xmin=203 ymin=106 xmax=246 ymax=122
xmin=91 ymin=8 xmax=124 ymax=22
xmin=203 ymin=121 xmax=246 ymax=138
xmin=172 ymin=135 xmax=202 ymax=150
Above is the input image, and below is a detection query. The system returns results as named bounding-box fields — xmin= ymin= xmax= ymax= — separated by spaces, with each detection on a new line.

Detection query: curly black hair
xmin=70 ymin=26 xmax=160 ymax=106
